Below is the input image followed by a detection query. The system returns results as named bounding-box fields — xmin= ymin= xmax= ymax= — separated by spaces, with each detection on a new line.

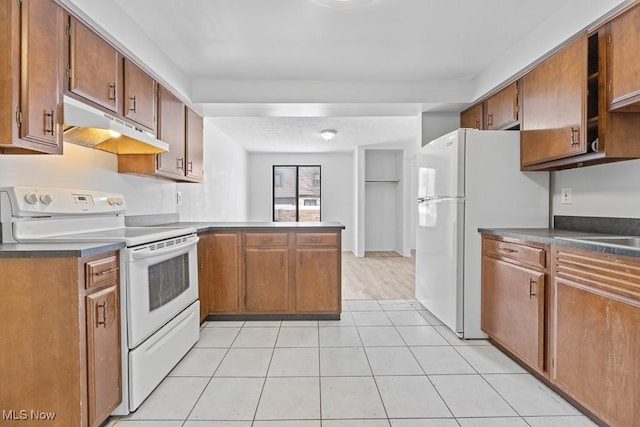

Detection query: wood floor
xmin=342 ymin=251 xmax=415 ymax=300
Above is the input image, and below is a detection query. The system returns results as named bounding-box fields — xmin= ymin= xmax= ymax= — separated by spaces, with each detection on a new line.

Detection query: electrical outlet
xmin=176 ymin=191 xmax=183 ymax=205
xmin=560 ymin=188 xmax=572 ymax=204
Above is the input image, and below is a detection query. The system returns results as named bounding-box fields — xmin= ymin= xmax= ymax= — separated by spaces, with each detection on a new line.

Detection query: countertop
xmin=155 ymin=221 xmax=346 ymax=233
xmin=0 ymin=241 xmax=125 ymax=258
xmin=480 ymin=227 xmax=640 ymax=258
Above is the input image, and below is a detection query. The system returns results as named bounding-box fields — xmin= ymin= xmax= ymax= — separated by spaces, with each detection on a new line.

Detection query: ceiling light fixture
xmin=312 ymin=0 xmax=376 ymax=9
xmin=320 ymin=129 xmax=337 ymax=141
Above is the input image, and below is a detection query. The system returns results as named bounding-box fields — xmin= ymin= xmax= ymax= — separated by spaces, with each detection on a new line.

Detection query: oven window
xmin=148 ymin=253 xmax=189 ymax=311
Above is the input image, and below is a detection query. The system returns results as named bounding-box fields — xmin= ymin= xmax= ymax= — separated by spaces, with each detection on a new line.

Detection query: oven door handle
xmin=130 ymin=236 xmax=199 ymax=260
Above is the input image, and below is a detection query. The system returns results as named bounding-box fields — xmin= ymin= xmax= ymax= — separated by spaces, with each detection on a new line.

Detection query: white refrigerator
xmin=415 ymin=129 xmax=549 ymax=339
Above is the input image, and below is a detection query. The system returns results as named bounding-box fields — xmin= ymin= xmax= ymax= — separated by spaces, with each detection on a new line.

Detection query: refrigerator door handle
xmin=421 ymin=196 xmax=465 ymax=203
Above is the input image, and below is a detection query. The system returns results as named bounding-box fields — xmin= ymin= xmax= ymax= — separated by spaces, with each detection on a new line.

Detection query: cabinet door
xmin=485 ymin=81 xmax=519 ymax=130
xmin=608 ymin=4 xmax=640 ymax=112
xmin=123 ymin=58 xmax=156 ymax=131
xmin=69 ymin=17 xmax=120 ymax=113
xmin=185 ymin=107 xmax=204 ymax=181
xmin=521 ymin=35 xmax=587 ymax=167
xmin=245 ymin=248 xmax=289 ymax=313
xmin=295 ymin=248 xmax=340 ymax=313
xmin=460 ymin=103 xmax=483 ymax=130
xmin=553 ymin=249 xmax=640 ymax=427
xmin=201 ymin=233 xmax=241 ymax=314
xmin=86 ymin=285 xmax=121 ymax=427
xmin=156 ymin=86 xmax=186 ymax=178
xmin=481 ymin=256 xmax=544 ymax=372
xmin=19 ymin=0 xmax=64 ymax=152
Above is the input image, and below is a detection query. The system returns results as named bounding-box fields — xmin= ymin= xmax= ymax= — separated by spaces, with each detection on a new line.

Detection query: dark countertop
xmin=0 ymin=241 xmax=125 ymax=259
xmin=480 ymin=227 xmax=640 ymax=258
xmin=156 ymin=221 xmax=346 ymax=233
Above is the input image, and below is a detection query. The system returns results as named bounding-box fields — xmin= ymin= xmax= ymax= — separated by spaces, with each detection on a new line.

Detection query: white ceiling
xmin=103 ymin=0 xmax=581 ymax=152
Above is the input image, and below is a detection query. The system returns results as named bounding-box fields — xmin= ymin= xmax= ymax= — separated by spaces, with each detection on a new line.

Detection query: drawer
xmin=85 ymin=256 xmax=119 ymax=290
xmin=245 ymin=232 xmax=289 ymax=247
xmin=296 ymin=233 xmax=338 ymax=246
xmin=484 ymin=238 xmax=545 ymax=269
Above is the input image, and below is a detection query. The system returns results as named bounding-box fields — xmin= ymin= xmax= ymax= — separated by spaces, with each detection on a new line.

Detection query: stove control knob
xmin=24 ymin=193 xmax=39 ymax=205
xmin=39 ymin=194 xmax=53 ymax=205
xmin=108 ymin=197 xmax=124 ymax=206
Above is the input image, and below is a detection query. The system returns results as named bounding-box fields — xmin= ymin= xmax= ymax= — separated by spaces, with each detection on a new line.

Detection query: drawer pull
xmin=310 ymin=237 xmax=323 ymax=243
xmin=260 ymin=237 xmax=273 ymax=242
xmin=95 ymin=267 xmax=118 ymax=277
xmin=529 ymin=278 xmax=536 ymax=298
xmin=499 ymin=247 xmax=519 ymax=254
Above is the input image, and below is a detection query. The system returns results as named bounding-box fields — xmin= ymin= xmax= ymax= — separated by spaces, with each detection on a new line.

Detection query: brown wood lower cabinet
xmin=198 ymin=227 xmax=342 ymax=317
xmin=552 ymin=246 xmax=640 ymax=427
xmin=0 ymin=252 xmax=121 ymax=427
xmin=481 ymin=235 xmax=548 ymax=374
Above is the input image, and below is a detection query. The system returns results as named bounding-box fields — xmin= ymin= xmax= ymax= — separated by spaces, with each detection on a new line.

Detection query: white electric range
xmin=0 ymin=187 xmax=200 ymax=414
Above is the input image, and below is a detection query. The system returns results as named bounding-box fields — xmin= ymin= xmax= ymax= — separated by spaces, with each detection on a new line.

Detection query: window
xmin=273 ymin=165 xmax=321 ymax=222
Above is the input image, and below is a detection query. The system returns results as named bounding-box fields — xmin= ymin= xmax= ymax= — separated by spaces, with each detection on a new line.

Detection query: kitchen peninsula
xmin=178 ymin=222 xmax=345 ymax=321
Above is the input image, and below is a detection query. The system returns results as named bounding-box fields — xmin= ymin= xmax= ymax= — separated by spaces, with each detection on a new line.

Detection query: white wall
xmin=551 ymin=158 xmax=640 ymax=220
xmin=178 ymin=121 xmax=249 ymax=221
xmin=421 ymin=113 xmax=459 ymax=147
xmin=247 ymin=152 xmax=355 ymax=252
xmin=0 ymin=123 xmax=249 ymax=220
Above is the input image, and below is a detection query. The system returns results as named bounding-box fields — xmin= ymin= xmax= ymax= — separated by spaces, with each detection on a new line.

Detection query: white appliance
xmin=415 ymin=129 xmax=549 ymax=339
xmin=0 ymin=187 xmax=200 ymax=414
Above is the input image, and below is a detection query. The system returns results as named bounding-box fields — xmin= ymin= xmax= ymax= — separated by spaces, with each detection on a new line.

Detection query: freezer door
xmin=415 ymin=198 xmax=465 ymax=336
xmin=417 ymin=129 xmax=465 ymax=198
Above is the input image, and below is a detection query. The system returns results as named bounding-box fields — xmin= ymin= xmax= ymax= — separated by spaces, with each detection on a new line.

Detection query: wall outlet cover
xmin=176 ymin=191 xmax=183 ymax=205
xmin=560 ymin=188 xmax=572 ymax=204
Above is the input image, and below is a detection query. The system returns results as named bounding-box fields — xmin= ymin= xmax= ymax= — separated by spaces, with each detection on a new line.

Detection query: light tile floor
xmin=108 ymin=299 xmax=597 ymax=427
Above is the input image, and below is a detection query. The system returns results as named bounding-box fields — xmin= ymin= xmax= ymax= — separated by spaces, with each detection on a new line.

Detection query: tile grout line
xmin=250 ymin=323 xmax=281 ymax=425
xmin=182 ymin=325 xmax=242 ymax=423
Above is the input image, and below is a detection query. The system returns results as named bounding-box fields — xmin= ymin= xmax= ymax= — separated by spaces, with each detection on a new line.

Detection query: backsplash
xmin=551 ymin=157 xmax=640 ymax=218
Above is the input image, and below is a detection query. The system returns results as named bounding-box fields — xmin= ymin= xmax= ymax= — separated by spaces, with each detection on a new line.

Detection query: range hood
xmin=63 ymin=95 xmax=169 ymax=154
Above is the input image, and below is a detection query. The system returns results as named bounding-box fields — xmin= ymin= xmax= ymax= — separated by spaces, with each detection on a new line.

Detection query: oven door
xmin=125 ymin=234 xmax=199 ymax=348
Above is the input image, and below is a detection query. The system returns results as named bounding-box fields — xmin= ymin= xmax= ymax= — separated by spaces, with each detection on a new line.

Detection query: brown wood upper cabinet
xmin=485 ymin=81 xmax=519 ymax=130
xmin=68 ymin=17 xmax=120 ymax=113
xmin=186 ymin=107 xmax=204 ymax=181
xmin=460 ymin=103 xmax=483 ymax=130
xmin=481 ymin=235 xmax=547 ymax=375
xmin=0 ymin=0 xmax=64 ymax=154
xmin=156 ymin=85 xmax=186 ymax=179
xmin=521 ymin=34 xmax=587 ymax=169
xmin=552 ymin=246 xmax=640 ymax=427
xmin=607 ymin=2 xmax=640 ymax=112
xmin=123 ymin=58 xmax=156 ymax=132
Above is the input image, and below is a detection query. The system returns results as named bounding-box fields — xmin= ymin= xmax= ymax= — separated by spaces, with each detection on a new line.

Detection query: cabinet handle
xmin=310 ymin=237 xmax=323 ymax=243
xmin=570 ymin=127 xmax=579 ymax=146
xmin=300 ymin=253 xmax=304 ymax=266
xmin=177 ymin=157 xmax=184 ymax=170
xmin=129 ymin=95 xmax=137 ymax=113
xmin=260 ymin=237 xmax=273 ymax=242
xmin=97 ymin=302 xmax=107 ymax=327
xmin=108 ymin=83 xmax=117 ymax=102
xmin=44 ymin=110 xmax=55 ymax=135
xmin=95 ymin=267 xmax=118 ymax=277
xmin=188 ymin=161 xmax=193 ymax=173
xmin=529 ymin=278 xmax=536 ymax=298
xmin=498 ymin=247 xmax=518 ymax=254
xmin=280 ymin=254 xmax=284 ymax=267
xmin=487 ymin=114 xmax=493 ymax=127
xmin=474 ymin=120 xmax=480 ymax=129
